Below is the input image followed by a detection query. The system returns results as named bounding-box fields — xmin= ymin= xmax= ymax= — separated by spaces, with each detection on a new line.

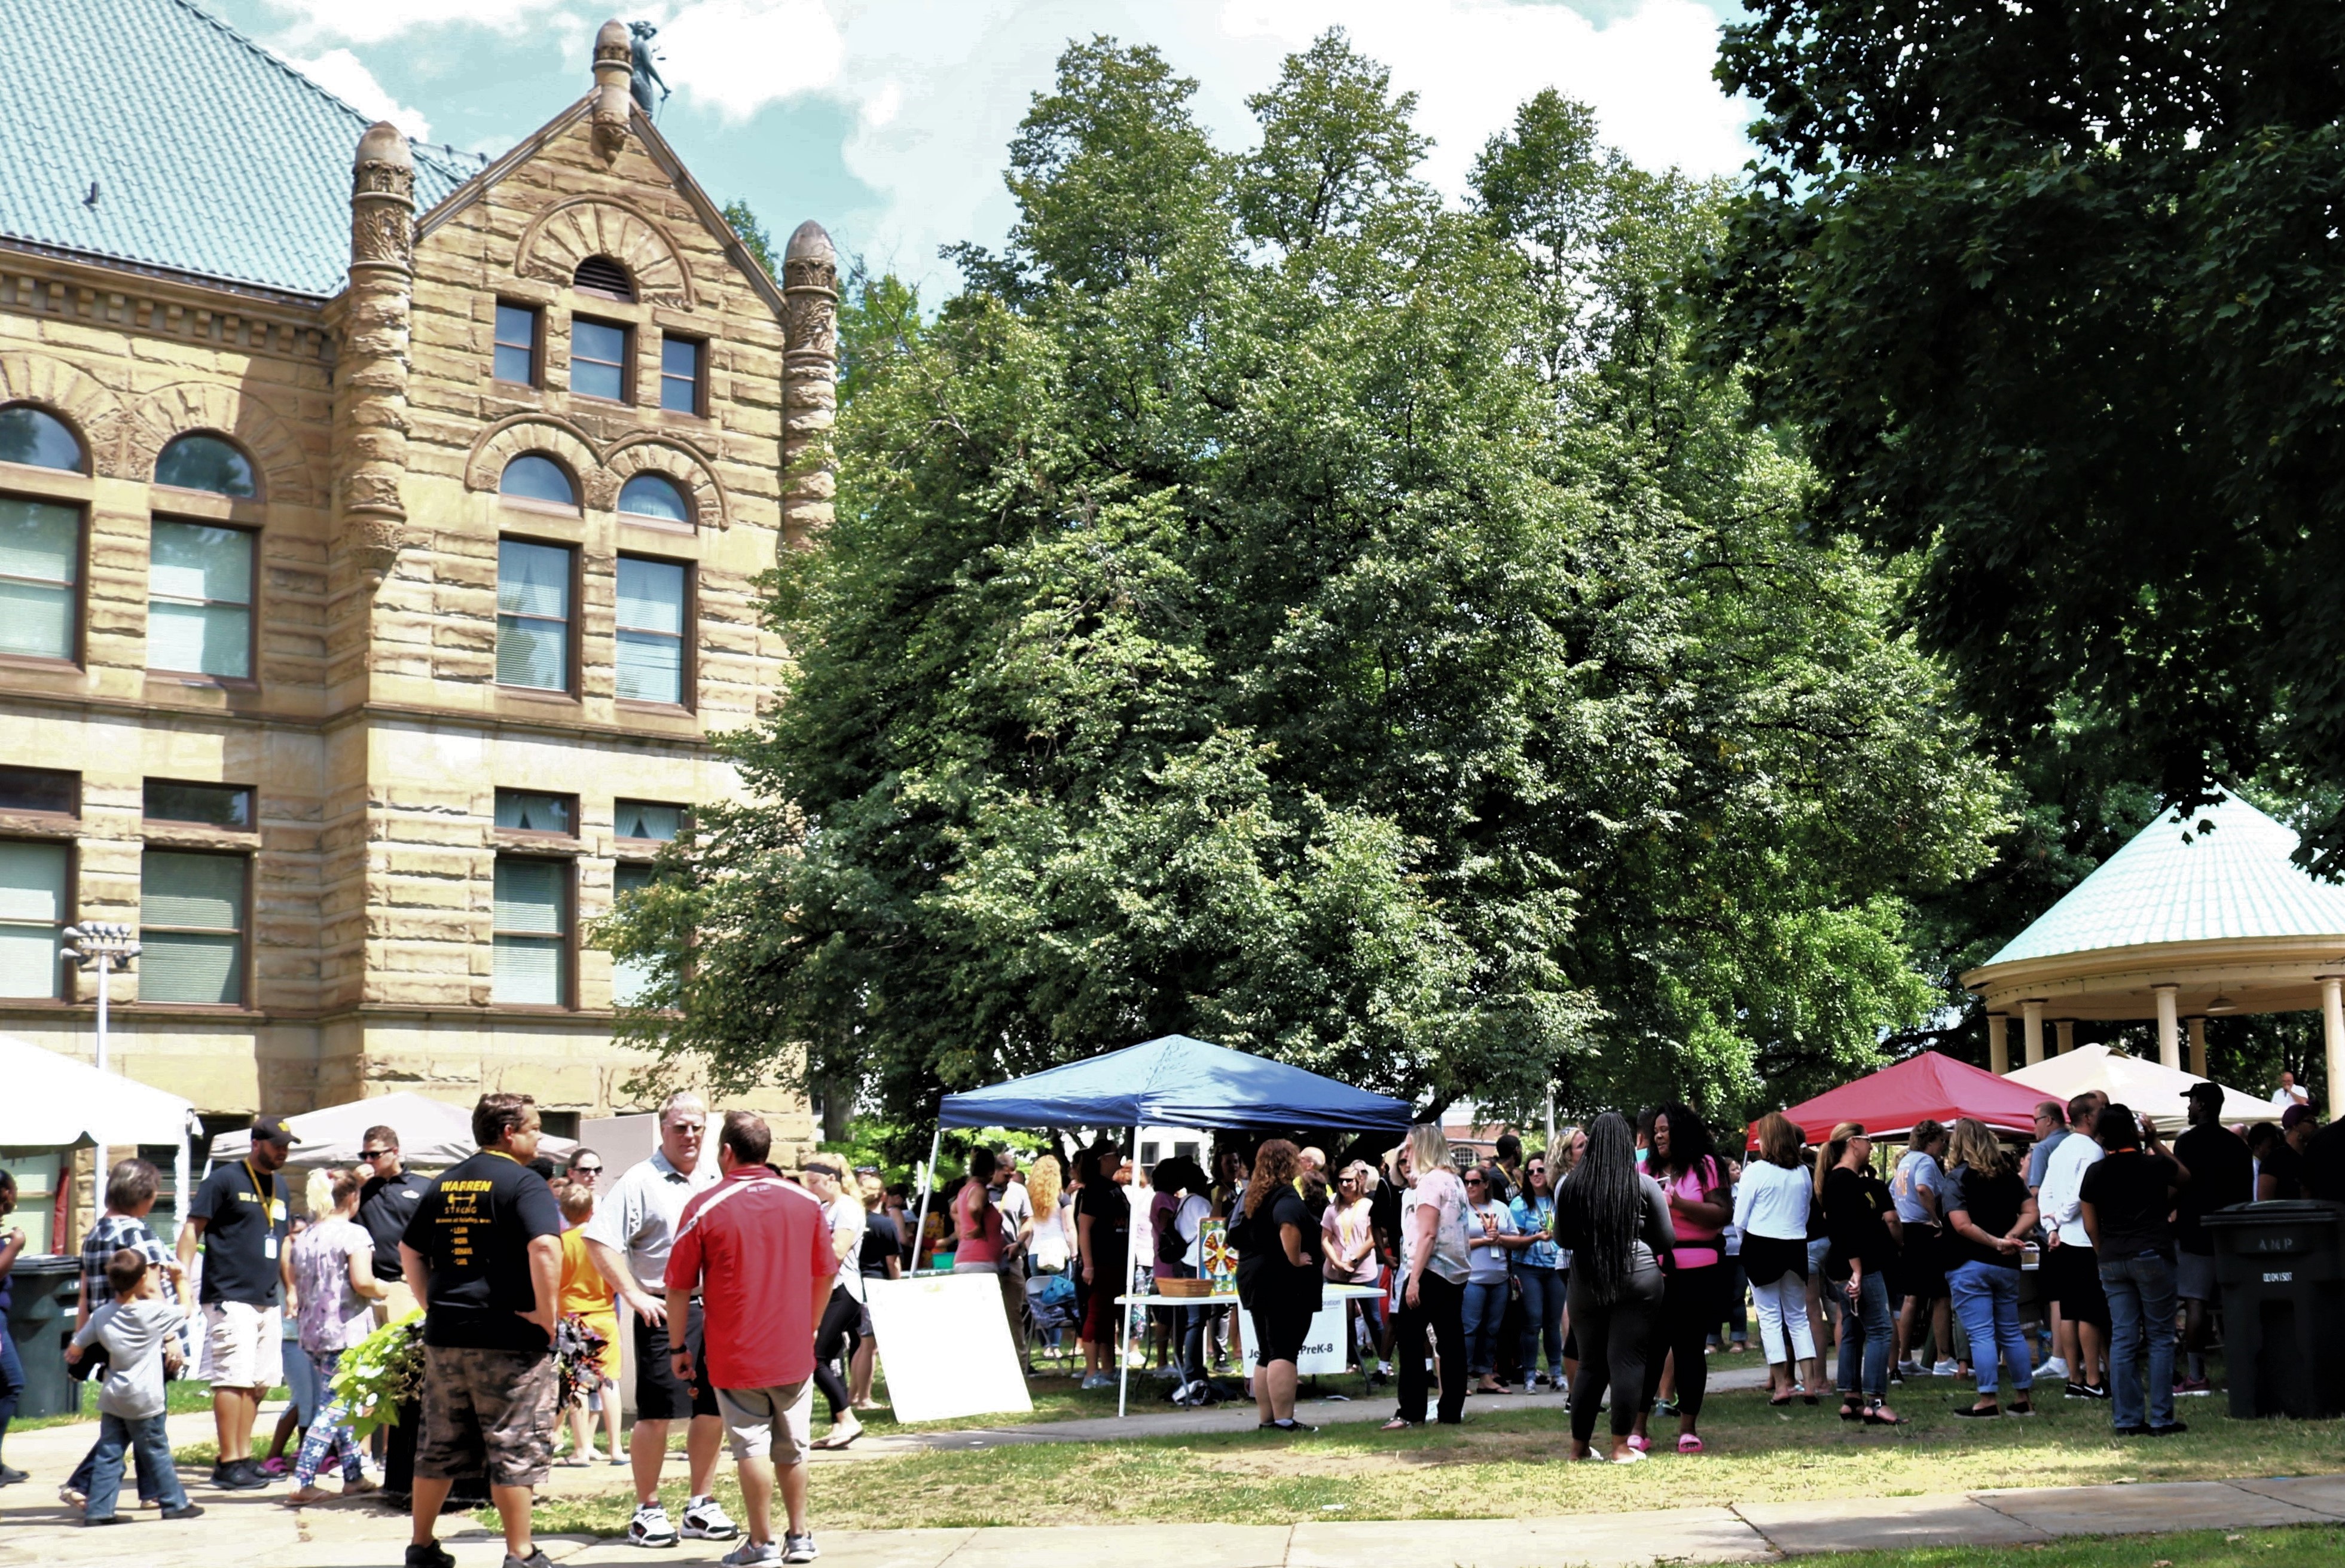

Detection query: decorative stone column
xmin=1987 ymin=1013 xmax=2010 ymax=1076
xmin=2186 ymin=1016 xmax=2208 ymax=1079
xmin=780 ymin=219 xmax=839 ymax=545
xmin=337 ymin=122 xmax=414 ymax=591
xmin=2055 ymin=1019 xmax=2076 ymax=1056
xmin=591 ymin=20 xmax=633 ymax=163
xmin=2321 ymin=976 xmax=2345 ymax=1119
xmin=2022 ymin=1000 xmax=2045 ymax=1066
xmin=2154 ymin=984 xmax=2181 ymax=1071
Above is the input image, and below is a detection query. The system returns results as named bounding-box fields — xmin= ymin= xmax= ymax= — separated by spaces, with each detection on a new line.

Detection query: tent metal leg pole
xmin=911 ymin=1126 xmax=941 ymax=1273
xmin=1119 ymin=1121 xmax=1138 ymax=1417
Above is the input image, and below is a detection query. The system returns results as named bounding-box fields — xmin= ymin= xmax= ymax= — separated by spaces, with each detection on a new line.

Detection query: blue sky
xmin=213 ymin=0 xmax=1755 ymax=299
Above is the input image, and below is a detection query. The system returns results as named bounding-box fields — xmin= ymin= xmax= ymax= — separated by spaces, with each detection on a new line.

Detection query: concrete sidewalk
xmin=1 ymin=1471 xmax=2340 ymax=1568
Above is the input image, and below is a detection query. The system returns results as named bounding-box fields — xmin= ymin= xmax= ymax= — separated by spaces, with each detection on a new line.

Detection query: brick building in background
xmin=0 ymin=2 xmax=826 ymax=1235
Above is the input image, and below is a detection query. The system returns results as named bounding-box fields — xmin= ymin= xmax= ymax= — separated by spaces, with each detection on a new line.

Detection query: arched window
xmin=573 ymin=255 xmax=635 ymax=301
xmin=0 ymin=405 xmax=85 ymax=472
xmin=154 ymin=433 xmax=257 ymax=497
xmin=617 ymin=473 xmax=690 ymax=524
xmin=499 ymin=454 xmax=578 ymax=508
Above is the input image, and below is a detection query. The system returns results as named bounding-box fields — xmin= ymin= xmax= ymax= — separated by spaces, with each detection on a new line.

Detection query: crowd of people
xmin=2 ymin=1072 xmax=2343 ymax=1555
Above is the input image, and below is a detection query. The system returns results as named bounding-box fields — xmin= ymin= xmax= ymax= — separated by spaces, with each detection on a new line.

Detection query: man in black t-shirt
xmin=357 ymin=1121 xmax=434 ymax=1317
xmin=2172 ymin=1083 xmax=2251 ymax=1393
xmin=2261 ymin=1104 xmax=2316 ymax=1199
xmin=176 ymin=1115 xmax=295 ymax=1491
xmin=2304 ymin=1111 xmax=2345 ymax=1203
xmin=399 ymin=1094 xmax=563 ymax=1568
xmin=2078 ymin=1103 xmax=2185 ymax=1437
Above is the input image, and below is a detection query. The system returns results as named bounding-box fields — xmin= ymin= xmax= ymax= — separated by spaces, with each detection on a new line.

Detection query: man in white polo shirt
xmin=584 ymin=1093 xmax=734 ymax=1549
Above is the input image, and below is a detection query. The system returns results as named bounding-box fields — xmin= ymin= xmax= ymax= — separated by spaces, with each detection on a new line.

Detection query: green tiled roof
xmin=0 ymin=0 xmax=479 ymax=298
xmin=1984 ymin=793 xmax=2345 ymax=966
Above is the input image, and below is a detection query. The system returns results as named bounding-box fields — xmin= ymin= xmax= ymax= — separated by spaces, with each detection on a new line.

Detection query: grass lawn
xmin=1821 ymin=1527 xmax=2345 ymax=1568
xmin=518 ymin=1382 xmax=2345 ymax=1535
xmin=13 ymin=1378 xmax=270 ymax=1432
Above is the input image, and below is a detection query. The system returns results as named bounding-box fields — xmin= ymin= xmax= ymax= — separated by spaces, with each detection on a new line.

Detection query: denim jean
xmin=1515 ymin=1264 xmax=1565 ymax=1380
xmin=1835 ymin=1269 xmax=1894 ymax=1398
xmin=1463 ymin=1278 xmax=1511 ymax=1376
xmin=2100 ymin=1249 xmax=2179 ymax=1431
xmin=85 ymin=1411 xmax=185 ymax=1518
xmin=0 ymin=1324 xmax=22 ymax=1465
xmin=1946 ymin=1260 xmax=2033 ymax=1401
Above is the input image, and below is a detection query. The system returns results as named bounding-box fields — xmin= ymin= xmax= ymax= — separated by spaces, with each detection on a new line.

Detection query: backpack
xmin=1156 ymin=1196 xmax=1191 ymax=1266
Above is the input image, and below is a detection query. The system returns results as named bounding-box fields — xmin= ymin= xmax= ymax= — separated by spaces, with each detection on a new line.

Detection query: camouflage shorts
xmin=416 ymin=1344 xmax=557 ymax=1488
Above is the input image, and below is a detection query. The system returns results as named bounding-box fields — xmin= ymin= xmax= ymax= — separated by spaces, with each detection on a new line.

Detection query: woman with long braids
xmin=1232 ymin=1139 xmax=1322 ymax=1432
xmin=1635 ymin=1104 xmax=1732 ymax=1454
xmin=1556 ymin=1112 xmax=1674 ymax=1463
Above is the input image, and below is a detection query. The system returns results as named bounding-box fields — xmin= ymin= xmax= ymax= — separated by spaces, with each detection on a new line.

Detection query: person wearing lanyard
xmin=178 ymin=1116 xmax=296 ymax=1492
xmin=1635 ymin=1104 xmax=1730 ymax=1454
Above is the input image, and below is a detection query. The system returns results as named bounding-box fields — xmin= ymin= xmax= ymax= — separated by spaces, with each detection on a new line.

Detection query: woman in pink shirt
xmin=1635 ymin=1103 xmax=1732 ymax=1454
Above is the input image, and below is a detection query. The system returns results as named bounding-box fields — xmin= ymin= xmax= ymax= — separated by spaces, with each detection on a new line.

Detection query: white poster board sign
xmin=864 ymin=1273 xmax=1034 ymax=1424
xmin=1240 ymin=1299 xmax=1349 ymax=1378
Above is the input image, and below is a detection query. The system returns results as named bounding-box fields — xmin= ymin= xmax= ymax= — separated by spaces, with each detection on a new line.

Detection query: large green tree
xmin=1708 ymin=0 xmax=2345 ymax=875
xmin=609 ymin=36 xmax=2002 ymax=1132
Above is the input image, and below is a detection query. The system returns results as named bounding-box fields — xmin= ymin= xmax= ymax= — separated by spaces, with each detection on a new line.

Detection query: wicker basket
xmin=1156 ymin=1277 xmax=1215 ymax=1298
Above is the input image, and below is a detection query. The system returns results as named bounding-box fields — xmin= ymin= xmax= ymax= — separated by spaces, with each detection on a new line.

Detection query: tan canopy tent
xmin=2008 ymin=1044 xmax=2277 ymax=1128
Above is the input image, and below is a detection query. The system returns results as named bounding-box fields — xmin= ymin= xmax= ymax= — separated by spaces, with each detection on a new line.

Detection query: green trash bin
xmin=4 ymin=1254 xmax=87 ymax=1420
xmin=2202 ymin=1200 xmax=2345 ymax=1420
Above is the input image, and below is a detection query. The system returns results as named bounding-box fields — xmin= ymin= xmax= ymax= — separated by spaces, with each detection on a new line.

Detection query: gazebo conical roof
xmin=1965 ymin=793 xmax=2345 ymax=1023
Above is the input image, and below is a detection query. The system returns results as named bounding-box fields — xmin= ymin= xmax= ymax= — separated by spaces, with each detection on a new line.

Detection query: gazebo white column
xmin=2186 ymin=1016 xmax=2208 ymax=1078
xmin=2055 ymin=1020 xmax=2076 ymax=1056
xmin=2154 ymin=985 xmax=2182 ymax=1071
xmin=2322 ymin=976 xmax=2345 ymax=1119
xmin=2023 ymin=1000 xmax=2045 ymax=1066
xmin=1987 ymin=1013 xmax=2010 ymax=1075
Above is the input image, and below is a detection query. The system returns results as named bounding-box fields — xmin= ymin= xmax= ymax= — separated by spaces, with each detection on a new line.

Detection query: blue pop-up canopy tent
xmin=938 ymin=1034 xmax=1414 ymax=1133
xmin=919 ymin=1034 xmax=1413 ymax=1415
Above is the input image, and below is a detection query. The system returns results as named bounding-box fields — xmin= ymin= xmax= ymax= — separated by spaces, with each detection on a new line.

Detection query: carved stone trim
xmin=123 ymin=381 xmax=320 ymax=505
xmin=606 ymin=433 xmax=729 ymax=532
xmin=465 ymin=414 xmax=602 ymax=499
xmin=0 ymin=351 xmax=132 ymax=476
xmin=463 ymin=414 xmax=731 ymax=531
xmin=514 ymin=196 xmax=696 ymax=309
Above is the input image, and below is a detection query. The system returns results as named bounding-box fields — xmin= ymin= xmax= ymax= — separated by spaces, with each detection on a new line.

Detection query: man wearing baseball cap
xmin=2170 ymin=1082 xmax=2250 ymax=1395
xmin=176 ymin=1115 xmax=296 ymax=1490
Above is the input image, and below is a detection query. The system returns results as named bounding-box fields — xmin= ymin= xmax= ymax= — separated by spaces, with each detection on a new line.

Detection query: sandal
xmin=1379 ymin=1416 xmax=1418 ymax=1432
xmin=1769 ymin=1392 xmax=1795 ymax=1408
xmin=1862 ymin=1399 xmax=1904 ymax=1427
xmin=1839 ymin=1399 xmax=1862 ymax=1422
xmin=1677 ymin=1433 xmax=1703 ymax=1454
xmin=1625 ymin=1433 xmax=1651 ymax=1452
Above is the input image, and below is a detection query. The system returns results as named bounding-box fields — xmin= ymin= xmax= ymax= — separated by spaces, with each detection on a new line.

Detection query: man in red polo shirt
xmin=664 ymin=1112 xmax=836 ymax=1567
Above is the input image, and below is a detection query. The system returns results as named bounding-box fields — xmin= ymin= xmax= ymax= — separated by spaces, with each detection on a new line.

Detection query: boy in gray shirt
xmin=65 ymin=1248 xmax=201 ymax=1524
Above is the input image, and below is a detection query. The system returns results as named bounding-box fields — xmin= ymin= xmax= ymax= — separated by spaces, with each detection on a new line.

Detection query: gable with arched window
xmin=500 ymin=454 xmax=579 ymax=510
xmin=154 ymin=432 xmax=258 ymax=498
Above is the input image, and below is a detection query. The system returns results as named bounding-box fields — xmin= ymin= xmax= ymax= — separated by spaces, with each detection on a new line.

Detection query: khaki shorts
xmin=416 ymin=1344 xmax=557 ymax=1488
xmin=202 ymin=1301 xmax=285 ymax=1390
xmin=714 ymin=1379 xmax=814 ymax=1465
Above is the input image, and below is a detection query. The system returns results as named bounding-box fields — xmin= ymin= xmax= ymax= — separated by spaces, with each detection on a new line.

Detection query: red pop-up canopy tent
xmin=1758 ymin=1051 xmax=2047 ymax=1147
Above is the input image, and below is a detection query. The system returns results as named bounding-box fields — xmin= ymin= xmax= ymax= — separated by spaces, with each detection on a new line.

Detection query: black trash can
xmin=2202 ymin=1200 xmax=2345 ymax=1419
xmin=3 ymin=1255 xmax=86 ymax=1420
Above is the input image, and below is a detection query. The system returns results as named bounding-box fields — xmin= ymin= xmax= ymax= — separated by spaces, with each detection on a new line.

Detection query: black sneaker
xmin=2148 ymin=1422 xmax=2190 ymax=1437
xmin=161 ymin=1503 xmax=206 ymax=1521
xmin=407 ymin=1542 xmax=459 ymax=1568
xmin=2065 ymin=1380 xmax=2091 ymax=1399
xmin=1271 ymin=1419 xmax=1317 ymax=1433
xmin=0 ymin=1463 xmax=27 ymax=1486
xmin=212 ymin=1463 xmax=265 ymax=1491
xmin=2114 ymin=1423 xmax=2149 ymax=1436
xmin=83 ymin=1514 xmax=128 ymax=1527
xmin=503 ymin=1551 xmax=555 ymax=1568
xmin=2080 ymin=1383 xmax=2112 ymax=1401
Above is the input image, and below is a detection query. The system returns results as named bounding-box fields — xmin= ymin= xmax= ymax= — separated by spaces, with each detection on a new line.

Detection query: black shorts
xmin=632 ymin=1299 xmax=719 ymax=1420
xmin=2049 ymin=1242 xmax=2111 ymax=1331
xmin=1891 ymin=1227 xmax=1947 ymax=1300
xmin=1249 ymin=1298 xmax=1317 ymax=1366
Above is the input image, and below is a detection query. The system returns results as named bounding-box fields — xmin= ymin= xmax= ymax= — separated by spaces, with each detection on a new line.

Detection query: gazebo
xmin=1963 ymin=793 xmax=2345 ymax=1112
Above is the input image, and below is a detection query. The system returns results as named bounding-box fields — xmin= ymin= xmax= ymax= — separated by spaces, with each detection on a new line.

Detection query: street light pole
xmin=63 ymin=922 xmax=141 ymax=1190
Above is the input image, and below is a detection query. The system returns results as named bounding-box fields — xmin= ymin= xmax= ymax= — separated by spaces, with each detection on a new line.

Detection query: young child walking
xmin=65 ymin=1248 xmax=203 ymax=1525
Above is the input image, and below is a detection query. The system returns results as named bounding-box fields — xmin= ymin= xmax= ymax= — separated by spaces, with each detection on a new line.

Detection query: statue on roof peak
xmin=628 ymin=21 xmax=670 ymax=118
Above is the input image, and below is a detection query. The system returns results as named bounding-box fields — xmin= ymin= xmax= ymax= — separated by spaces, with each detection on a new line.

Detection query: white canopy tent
xmin=2009 ymin=1043 xmax=2278 ymax=1129
xmin=206 ymin=1090 xmax=576 ymax=1170
xmin=0 ymin=1035 xmax=197 ymax=1254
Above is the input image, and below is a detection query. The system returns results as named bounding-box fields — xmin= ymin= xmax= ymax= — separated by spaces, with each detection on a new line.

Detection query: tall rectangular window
xmin=659 ymin=337 xmax=703 ymax=414
xmin=148 ymin=521 xmax=253 ymax=678
xmin=493 ymin=856 xmax=568 ymax=1006
xmin=0 ymin=840 xmax=68 ymax=999
xmin=615 ymin=555 xmax=686 ymax=705
xmin=139 ymin=849 xmax=246 ymax=1005
xmin=571 ymin=317 xmax=629 ymax=402
xmin=496 ymin=539 xmax=572 ymax=692
xmin=0 ymin=496 xmax=80 ymax=661
xmin=494 ymin=302 xmax=541 ymax=386
xmin=611 ymin=860 xmax=655 ymax=1006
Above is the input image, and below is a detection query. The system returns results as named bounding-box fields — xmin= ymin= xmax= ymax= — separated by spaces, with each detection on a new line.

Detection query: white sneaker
xmin=628 ymin=1504 xmax=680 ymax=1549
xmin=783 ymin=1533 xmax=819 ymax=1564
xmin=1930 ymin=1359 xmax=1961 ymax=1377
xmin=683 ymin=1497 xmax=740 ymax=1541
xmin=722 ymin=1543 xmax=782 ymax=1568
xmin=2032 ymin=1355 xmax=2069 ymax=1381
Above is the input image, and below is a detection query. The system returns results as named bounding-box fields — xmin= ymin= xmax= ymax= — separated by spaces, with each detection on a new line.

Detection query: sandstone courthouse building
xmin=0 ymin=1 xmax=828 ymax=1225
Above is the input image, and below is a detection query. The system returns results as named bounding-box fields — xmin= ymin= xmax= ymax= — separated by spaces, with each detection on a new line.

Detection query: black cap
xmin=251 ymin=1115 xmax=299 ymax=1147
xmin=2184 ymin=1080 xmax=2225 ymax=1102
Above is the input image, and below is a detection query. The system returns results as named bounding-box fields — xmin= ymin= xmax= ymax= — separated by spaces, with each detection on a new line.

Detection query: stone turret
xmin=337 ymin=121 xmax=414 ymax=591
xmin=780 ymin=219 xmax=838 ymax=543
xmin=591 ymin=19 xmax=633 ymax=163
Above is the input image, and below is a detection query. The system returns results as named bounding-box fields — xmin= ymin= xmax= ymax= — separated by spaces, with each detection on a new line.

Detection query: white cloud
xmin=285 ymin=46 xmax=436 ymax=138
xmin=659 ymin=0 xmax=847 ymax=121
xmin=257 ymin=0 xmax=575 ymax=47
